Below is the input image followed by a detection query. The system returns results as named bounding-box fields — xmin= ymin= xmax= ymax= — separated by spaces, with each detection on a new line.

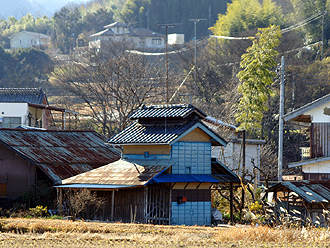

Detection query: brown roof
xmin=60 ymin=159 xmax=176 ymax=187
xmin=0 ymin=129 xmax=120 ymax=183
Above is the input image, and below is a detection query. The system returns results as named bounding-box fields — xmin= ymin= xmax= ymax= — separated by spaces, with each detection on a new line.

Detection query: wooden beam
xmin=230 ymin=182 xmax=234 ymax=224
xmin=111 ymin=190 xmax=115 ymax=221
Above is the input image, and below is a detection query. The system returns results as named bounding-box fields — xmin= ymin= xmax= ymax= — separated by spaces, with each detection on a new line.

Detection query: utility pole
xmin=157 ymin=23 xmax=182 ymax=103
xmin=322 ymin=6 xmax=325 ymax=60
xmin=278 ymin=56 xmax=285 ymax=182
xmin=208 ymin=5 xmax=211 ymax=37
xmin=145 ymin=8 xmax=150 ymax=30
xmin=189 ymin=19 xmax=206 ymax=95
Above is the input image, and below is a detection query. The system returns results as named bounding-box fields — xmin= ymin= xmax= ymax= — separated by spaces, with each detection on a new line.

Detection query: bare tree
xmin=52 ymin=39 xmax=164 ymax=137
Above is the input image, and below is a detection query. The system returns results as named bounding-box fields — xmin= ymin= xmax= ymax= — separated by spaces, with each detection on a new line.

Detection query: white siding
xmin=0 ymin=103 xmax=28 ymax=126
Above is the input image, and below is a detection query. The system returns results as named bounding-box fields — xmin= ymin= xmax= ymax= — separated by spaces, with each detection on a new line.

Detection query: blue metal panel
xmin=171 ymin=142 xmax=211 ymax=175
xmin=152 ymin=174 xmax=219 ymax=183
xmin=171 ymin=201 xmax=211 ymax=226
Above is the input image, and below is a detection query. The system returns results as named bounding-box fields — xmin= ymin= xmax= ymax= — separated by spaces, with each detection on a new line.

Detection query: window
xmin=152 ymin=39 xmax=161 ymax=45
xmin=140 ymin=38 xmax=146 ymax=45
xmin=2 ymin=117 xmax=21 ymax=128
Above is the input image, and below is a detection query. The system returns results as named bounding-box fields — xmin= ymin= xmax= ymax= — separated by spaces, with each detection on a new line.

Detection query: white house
xmin=0 ymin=88 xmax=55 ymax=129
xmin=9 ymin=31 xmax=51 ymax=49
xmin=203 ymin=116 xmax=265 ymax=181
xmin=89 ymin=22 xmax=166 ymax=52
xmin=284 ymin=94 xmax=330 ymax=180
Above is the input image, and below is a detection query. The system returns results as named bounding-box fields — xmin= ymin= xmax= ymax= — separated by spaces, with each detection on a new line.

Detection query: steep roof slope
xmin=0 ymin=129 xmax=120 ymax=183
xmin=0 ymin=88 xmax=46 ymax=104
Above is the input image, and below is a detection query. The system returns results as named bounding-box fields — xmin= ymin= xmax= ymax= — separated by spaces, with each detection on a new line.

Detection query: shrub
xmin=29 ymin=205 xmax=48 ymax=217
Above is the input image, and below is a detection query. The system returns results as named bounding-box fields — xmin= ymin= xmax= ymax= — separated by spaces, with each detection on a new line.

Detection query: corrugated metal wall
xmin=171 ymin=142 xmax=211 ymax=174
xmin=311 ymin=123 xmax=330 ymax=158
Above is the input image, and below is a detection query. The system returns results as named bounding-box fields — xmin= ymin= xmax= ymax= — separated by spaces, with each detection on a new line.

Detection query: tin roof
xmin=108 ymin=121 xmax=227 ymax=146
xmin=0 ymin=129 xmax=120 ymax=183
xmin=60 ymin=159 xmax=177 ymax=186
xmin=268 ymin=180 xmax=330 ymax=203
xmin=151 ymin=174 xmax=219 ymax=183
xmin=211 ymin=158 xmax=240 ymax=183
xmin=129 ymin=104 xmax=206 ymax=120
xmin=0 ymin=88 xmax=45 ymax=104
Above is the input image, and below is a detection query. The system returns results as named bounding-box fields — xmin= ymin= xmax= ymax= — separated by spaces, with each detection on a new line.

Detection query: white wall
xmin=302 ymin=160 xmax=330 ymax=173
xmin=305 ymin=102 xmax=330 ymax=123
xmin=0 ymin=103 xmax=28 ymax=126
xmin=212 ymin=142 xmax=261 ymax=180
xmin=10 ymin=32 xmax=48 ymax=49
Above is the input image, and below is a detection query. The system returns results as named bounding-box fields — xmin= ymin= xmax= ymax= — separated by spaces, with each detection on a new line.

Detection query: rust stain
xmin=0 ymin=129 xmax=120 ymax=182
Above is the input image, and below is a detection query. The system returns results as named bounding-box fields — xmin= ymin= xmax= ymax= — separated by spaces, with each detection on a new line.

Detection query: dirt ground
xmin=0 ymin=218 xmax=330 ymax=247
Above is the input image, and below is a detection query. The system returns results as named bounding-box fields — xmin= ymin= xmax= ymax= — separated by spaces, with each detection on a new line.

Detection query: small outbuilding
xmin=267 ymin=180 xmax=330 ymax=226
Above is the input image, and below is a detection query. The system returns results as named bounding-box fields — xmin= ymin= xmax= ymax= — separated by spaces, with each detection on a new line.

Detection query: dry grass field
xmin=0 ymin=218 xmax=330 ymax=247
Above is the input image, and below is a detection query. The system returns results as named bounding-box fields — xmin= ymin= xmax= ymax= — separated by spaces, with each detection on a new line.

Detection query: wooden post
xmin=62 ymin=111 xmax=65 ymax=130
xmin=230 ymin=183 xmax=234 ymax=224
xmin=169 ymin=186 xmax=172 ymax=225
xmin=242 ymin=130 xmax=246 ymax=210
xmin=111 ymin=190 xmax=115 ymax=221
xmin=274 ymin=190 xmax=278 ymax=225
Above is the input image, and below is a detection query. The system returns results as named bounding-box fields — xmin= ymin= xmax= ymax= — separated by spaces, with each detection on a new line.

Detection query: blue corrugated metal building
xmin=58 ymin=104 xmax=240 ymax=225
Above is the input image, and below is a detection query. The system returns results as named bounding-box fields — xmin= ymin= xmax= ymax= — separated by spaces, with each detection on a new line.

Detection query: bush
xmin=29 ymin=205 xmax=48 ymax=217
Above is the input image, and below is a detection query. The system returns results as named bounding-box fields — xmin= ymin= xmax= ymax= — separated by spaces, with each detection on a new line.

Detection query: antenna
xmin=189 ymin=19 xmax=206 ymax=95
xmin=156 ymin=23 xmax=182 ymax=104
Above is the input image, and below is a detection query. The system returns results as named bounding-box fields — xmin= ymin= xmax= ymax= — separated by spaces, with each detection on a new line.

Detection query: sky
xmin=0 ymin=0 xmax=91 ymax=19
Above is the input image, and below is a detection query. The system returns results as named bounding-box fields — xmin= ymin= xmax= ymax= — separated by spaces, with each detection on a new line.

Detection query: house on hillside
xmin=57 ymin=104 xmax=240 ymax=225
xmin=284 ymin=93 xmax=330 ymax=180
xmin=89 ymin=21 xmax=166 ymax=52
xmin=9 ymin=31 xmax=50 ymax=49
xmin=203 ymin=116 xmax=266 ymax=181
xmin=0 ymin=129 xmax=120 ymax=198
xmin=0 ymin=88 xmax=78 ymax=129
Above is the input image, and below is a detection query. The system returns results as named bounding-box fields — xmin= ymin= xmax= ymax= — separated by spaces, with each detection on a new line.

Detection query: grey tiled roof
xmin=130 ymin=28 xmax=165 ymax=38
xmin=109 ymin=120 xmax=198 ymax=144
xmin=129 ymin=104 xmax=206 ymax=120
xmin=0 ymin=88 xmax=45 ymax=104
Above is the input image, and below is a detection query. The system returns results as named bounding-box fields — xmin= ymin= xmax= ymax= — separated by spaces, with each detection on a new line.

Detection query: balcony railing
xmin=300 ymin=147 xmax=310 ymax=160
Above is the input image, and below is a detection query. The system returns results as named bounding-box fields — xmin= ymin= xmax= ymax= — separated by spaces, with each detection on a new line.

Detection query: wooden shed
xmin=267 ymin=180 xmax=330 ymax=226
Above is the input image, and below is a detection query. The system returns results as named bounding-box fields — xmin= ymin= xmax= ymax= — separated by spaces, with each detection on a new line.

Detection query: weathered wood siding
xmin=311 ymin=123 xmax=330 ymax=158
xmin=123 ymin=145 xmax=171 ymax=155
xmin=96 ymin=187 xmax=145 ymax=223
xmin=179 ymin=128 xmax=211 ymax=142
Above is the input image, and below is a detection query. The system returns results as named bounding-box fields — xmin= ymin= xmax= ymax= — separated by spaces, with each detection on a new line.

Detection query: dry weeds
xmin=0 ymin=218 xmax=330 ymax=247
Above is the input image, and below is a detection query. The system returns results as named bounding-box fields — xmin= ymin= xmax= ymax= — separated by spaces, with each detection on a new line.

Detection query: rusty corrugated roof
xmin=268 ymin=180 xmax=330 ymax=203
xmin=61 ymin=159 xmax=177 ymax=187
xmin=0 ymin=129 xmax=120 ymax=182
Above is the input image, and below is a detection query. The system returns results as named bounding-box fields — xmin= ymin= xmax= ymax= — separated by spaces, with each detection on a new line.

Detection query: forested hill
xmin=120 ymin=0 xmax=231 ymax=41
xmin=0 ymin=0 xmax=230 ymax=52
